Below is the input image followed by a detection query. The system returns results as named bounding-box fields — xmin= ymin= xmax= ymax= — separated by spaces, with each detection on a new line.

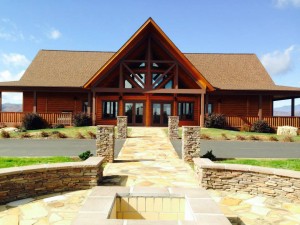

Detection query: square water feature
xmin=72 ymin=186 xmax=233 ymax=225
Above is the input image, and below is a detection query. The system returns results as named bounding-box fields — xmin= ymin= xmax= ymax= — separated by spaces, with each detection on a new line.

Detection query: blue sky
xmin=0 ymin=0 xmax=300 ymax=107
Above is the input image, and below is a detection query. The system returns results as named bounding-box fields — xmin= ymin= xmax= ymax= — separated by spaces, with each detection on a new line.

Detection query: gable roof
xmin=83 ymin=18 xmax=214 ymax=91
xmin=1 ymin=50 xmax=300 ymax=92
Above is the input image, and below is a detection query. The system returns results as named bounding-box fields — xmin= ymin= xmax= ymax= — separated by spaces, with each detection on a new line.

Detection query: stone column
xmin=182 ymin=126 xmax=201 ymax=162
xmin=168 ymin=116 xmax=179 ymax=139
xmin=96 ymin=125 xmax=115 ymax=163
xmin=117 ymin=116 xmax=127 ymax=139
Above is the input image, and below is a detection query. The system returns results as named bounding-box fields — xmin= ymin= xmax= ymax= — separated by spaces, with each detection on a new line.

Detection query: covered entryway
xmin=124 ymin=102 xmax=145 ymax=126
xmin=151 ymin=102 xmax=172 ymax=126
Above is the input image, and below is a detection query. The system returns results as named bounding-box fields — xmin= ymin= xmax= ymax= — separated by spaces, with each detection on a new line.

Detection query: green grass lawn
xmin=0 ymin=156 xmax=78 ymax=169
xmin=173 ymin=127 xmax=300 ymax=142
xmin=1 ymin=126 xmax=133 ymax=139
xmin=218 ymin=159 xmax=300 ymax=171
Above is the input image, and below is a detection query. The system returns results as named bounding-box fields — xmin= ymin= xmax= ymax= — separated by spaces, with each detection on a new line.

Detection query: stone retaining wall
xmin=117 ymin=116 xmax=127 ymax=139
xmin=168 ymin=116 xmax=179 ymax=140
xmin=0 ymin=157 xmax=104 ymax=204
xmin=193 ymin=158 xmax=300 ymax=203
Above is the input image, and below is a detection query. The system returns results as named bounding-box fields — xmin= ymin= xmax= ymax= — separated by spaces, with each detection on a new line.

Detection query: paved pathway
xmin=0 ymin=127 xmax=300 ymax=225
xmin=102 ymin=127 xmax=198 ymax=187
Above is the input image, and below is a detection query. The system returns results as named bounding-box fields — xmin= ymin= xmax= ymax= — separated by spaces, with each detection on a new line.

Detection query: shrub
xmin=283 ymin=136 xmax=294 ymax=142
xmin=236 ymin=135 xmax=246 ymax=141
xmin=87 ymin=131 xmax=96 ymax=139
xmin=1 ymin=130 xmax=10 ymax=138
xmin=40 ymin=131 xmax=50 ymax=138
xmin=73 ymin=113 xmax=92 ymax=127
xmin=22 ymin=113 xmax=48 ymax=130
xmin=53 ymin=131 xmax=68 ymax=138
xmin=201 ymin=150 xmax=217 ymax=161
xmin=249 ymin=135 xmax=260 ymax=141
xmin=79 ymin=150 xmax=93 ymax=160
xmin=76 ymin=132 xmax=85 ymax=139
xmin=221 ymin=133 xmax=229 ymax=140
xmin=53 ymin=124 xmax=65 ymax=129
xmin=200 ymin=134 xmax=211 ymax=140
xmin=251 ymin=120 xmax=273 ymax=133
xmin=240 ymin=124 xmax=251 ymax=132
xmin=269 ymin=136 xmax=278 ymax=142
xmin=21 ymin=132 xmax=31 ymax=138
xmin=205 ymin=114 xmax=226 ymax=129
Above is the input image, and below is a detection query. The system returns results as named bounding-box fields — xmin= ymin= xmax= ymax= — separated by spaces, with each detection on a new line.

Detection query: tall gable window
xmin=178 ymin=102 xmax=194 ymax=120
xmin=102 ymin=101 xmax=118 ymax=119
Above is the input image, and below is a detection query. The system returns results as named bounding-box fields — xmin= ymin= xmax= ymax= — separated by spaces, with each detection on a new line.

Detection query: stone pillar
xmin=96 ymin=125 xmax=114 ymax=163
xmin=117 ymin=116 xmax=127 ymax=139
xmin=182 ymin=126 xmax=201 ymax=162
xmin=168 ymin=116 xmax=179 ymax=139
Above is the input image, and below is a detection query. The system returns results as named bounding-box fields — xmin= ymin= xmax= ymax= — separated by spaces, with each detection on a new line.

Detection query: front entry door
xmin=124 ymin=102 xmax=144 ymax=126
xmin=152 ymin=102 xmax=172 ymax=126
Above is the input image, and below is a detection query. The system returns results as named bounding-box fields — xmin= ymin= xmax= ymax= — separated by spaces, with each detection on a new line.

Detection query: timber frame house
xmin=1 ymin=18 xmax=300 ymax=128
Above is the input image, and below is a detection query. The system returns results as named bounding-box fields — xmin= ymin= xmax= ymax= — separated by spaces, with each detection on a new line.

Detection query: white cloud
xmin=0 ymin=70 xmax=24 ymax=82
xmin=2 ymin=92 xmax=22 ymax=104
xmin=0 ymin=18 xmax=24 ymax=41
xmin=274 ymin=0 xmax=300 ymax=8
xmin=261 ymin=46 xmax=295 ymax=76
xmin=48 ymin=28 xmax=61 ymax=40
xmin=1 ymin=53 xmax=30 ymax=67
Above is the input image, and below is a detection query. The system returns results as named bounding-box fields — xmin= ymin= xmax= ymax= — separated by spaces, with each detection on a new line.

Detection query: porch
xmin=1 ymin=112 xmax=299 ymax=129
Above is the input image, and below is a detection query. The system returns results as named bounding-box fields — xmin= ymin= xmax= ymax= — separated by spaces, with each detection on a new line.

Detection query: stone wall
xmin=117 ymin=116 xmax=127 ymax=139
xmin=168 ymin=116 xmax=179 ymax=139
xmin=194 ymin=158 xmax=300 ymax=203
xmin=96 ymin=125 xmax=115 ymax=163
xmin=182 ymin=126 xmax=201 ymax=162
xmin=0 ymin=157 xmax=104 ymax=204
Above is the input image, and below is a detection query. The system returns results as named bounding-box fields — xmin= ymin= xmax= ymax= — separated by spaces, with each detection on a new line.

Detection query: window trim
xmin=178 ymin=102 xmax=194 ymax=121
xmin=102 ymin=101 xmax=118 ymax=119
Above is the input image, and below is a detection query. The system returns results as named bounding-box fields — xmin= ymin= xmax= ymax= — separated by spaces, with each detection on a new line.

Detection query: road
xmin=0 ymin=139 xmax=299 ymax=158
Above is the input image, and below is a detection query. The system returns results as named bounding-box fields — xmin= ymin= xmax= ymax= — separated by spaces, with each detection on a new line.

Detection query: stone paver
xmin=0 ymin=127 xmax=300 ymax=225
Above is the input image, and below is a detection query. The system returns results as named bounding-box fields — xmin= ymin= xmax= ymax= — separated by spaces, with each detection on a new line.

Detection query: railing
xmin=0 ymin=112 xmax=73 ymax=126
xmin=226 ymin=116 xmax=300 ymax=128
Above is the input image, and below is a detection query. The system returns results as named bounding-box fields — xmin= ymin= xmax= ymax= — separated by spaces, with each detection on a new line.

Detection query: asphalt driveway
xmin=0 ymin=139 xmax=299 ymax=158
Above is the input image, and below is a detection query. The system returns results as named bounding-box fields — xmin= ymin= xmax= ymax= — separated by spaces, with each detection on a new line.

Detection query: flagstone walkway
xmin=0 ymin=127 xmax=299 ymax=225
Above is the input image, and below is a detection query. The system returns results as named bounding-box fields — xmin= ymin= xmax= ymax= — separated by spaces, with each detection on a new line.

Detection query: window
xmin=178 ymin=102 xmax=194 ymax=120
xmin=102 ymin=101 xmax=118 ymax=119
xmin=82 ymin=101 xmax=89 ymax=113
xmin=207 ymin=103 xmax=213 ymax=114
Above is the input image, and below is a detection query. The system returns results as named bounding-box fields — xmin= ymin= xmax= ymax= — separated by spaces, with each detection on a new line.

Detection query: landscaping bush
xmin=236 ymin=135 xmax=246 ymax=141
xmin=269 ymin=136 xmax=278 ymax=142
xmin=1 ymin=130 xmax=10 ymax=138
xmin=201 ymin=150 xmax=217 ymax=161
xmin=87 ymin=131 xmax=96 ymax=139
xmin=21 ymin=132 xmax=31 ymax=138
xmin=200 ymin=134 xmax=211 ymax=140
xmin=205 ymin=114 xmax=226 ymax=129
xmin=221 ymin=133 xmax=229 ymax=140
xmin=79 ymin=150 xmax=93 ymax=160
xmin=249 ymin=135 xmax=260 ymax=141
xmin=52 ymin=124 xmax=65 ymax=129
xmin=73 ymin=113 xmax=92 ymax=127
xmin=40 ymin=131 xmax=50 ymax=138
xmin=251 ymin=120 xmax=273 ymax=133
xmin=76 ymin=132 xmax=85 ymax=139
xmin=22 ymin=113 xmax=48 ymax=130
xmin=53 ymin=131 xmax=68 ymax=138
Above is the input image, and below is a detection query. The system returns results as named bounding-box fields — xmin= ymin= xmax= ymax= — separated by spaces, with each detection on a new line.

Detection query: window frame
xmin=178 ymin=102 xmax=194 ymax=121
xmin=102 ymin=101 xmax=118 ymax=119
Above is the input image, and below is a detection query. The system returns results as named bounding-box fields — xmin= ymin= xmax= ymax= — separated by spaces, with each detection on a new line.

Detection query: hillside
xmin=2 ymin=103 xmax=22 ymax=112
xmin=273 ymin=104 xmax=300 ymax=116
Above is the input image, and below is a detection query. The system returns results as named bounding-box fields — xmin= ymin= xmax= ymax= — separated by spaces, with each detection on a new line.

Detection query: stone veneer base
xmin=194 ymin=158 xmax=300 ymax=204
xmin=72 ymin=186 xmax=231 ymax=225
xmin=0 ymin=157 xmax=104 ymax=204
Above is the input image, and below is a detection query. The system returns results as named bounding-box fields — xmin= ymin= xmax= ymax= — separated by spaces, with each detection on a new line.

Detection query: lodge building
xmin=0 ymin=18 xmax=300 ymax=128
